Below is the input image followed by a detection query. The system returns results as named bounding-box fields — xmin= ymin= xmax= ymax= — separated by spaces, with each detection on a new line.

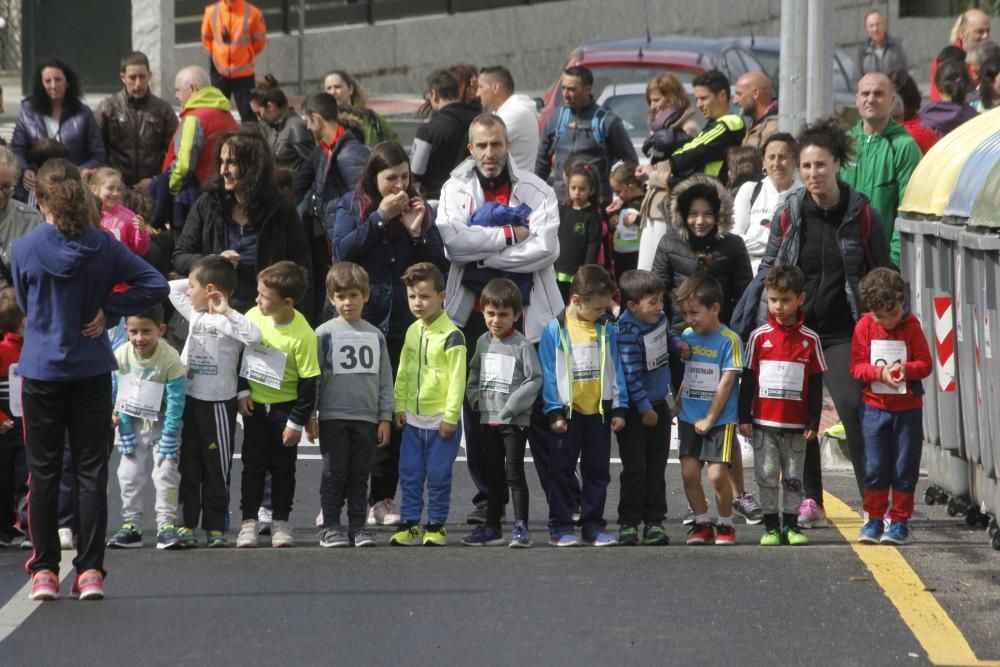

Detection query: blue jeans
xmin=399 ymin=423 xmax=461 ymax=525
xmin=548 ymin=413 xmax=611 ymax=539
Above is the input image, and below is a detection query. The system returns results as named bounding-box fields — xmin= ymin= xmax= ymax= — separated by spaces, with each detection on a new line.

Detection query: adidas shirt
xmin=745 ymin=317 xmax=827 ymax=429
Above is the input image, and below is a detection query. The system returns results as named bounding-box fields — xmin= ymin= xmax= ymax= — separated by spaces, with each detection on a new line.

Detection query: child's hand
xmin=207 ymin=289 xmax=232 ymax=316
xmin=880 ymin=364 xmax=902 ymax=389
xmin=377 ymin=420 xmax=391 ymax=447
xmin=0 ymin=419 xmax=13 ymax=434
xmin=551 ymin=418 xmax=568 ymax=434
xmin=605 ymin=197 xmax=623 ymax=214
xmin=305 ymin=419 xmax=319 ymax=443
xmin=694 ymin=417 xmax=714 ymax=436
xmin=611 ymin=416 xmax=626 ymax=432
xmin=281 ymin=426 xmax=300 ymax=446
xmin=439 ymin=421 xmax=457 ymax=439
xmin=111 ymin=414 xmax=120 ymax=429
xmin=676 ymin=342 xmax=691 ymax=359
xmin=220 ymin=249 xmax=240 ymax=268
xmin=238 ymin=396 xmax=255 ymax=417
xmin=394 ymin=412 xmax=406 ymax=429
xmin=739 ymin=423 xmax=753 ymax=438
xmin=641 ymin=409 xmax=658 ymax=427
xmin=803 ymin=429 xmax=817 ymax=441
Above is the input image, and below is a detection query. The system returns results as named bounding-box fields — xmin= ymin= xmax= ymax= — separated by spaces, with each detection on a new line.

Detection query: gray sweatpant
xmin=752 ymin=427 xmax=806 ymax=515
xmin=117 ymin=422 xmax=181 ymax=528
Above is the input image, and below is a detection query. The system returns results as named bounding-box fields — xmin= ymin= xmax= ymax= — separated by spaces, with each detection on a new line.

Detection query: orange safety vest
xmin=201 ymin=0 xmax=266 ymax=79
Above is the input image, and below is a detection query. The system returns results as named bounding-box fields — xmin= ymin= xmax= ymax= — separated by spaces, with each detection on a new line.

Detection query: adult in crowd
xmin=95 ymin=51 xmax=178 ymax=192
xmin=0 ymin=147 xmax=43 ymax=289
xmin=733 ymin=71 xmax=779 ymax=149
xmin=974 ymin=56 xmax=1000 ymax=110
xmin=476 ymin=65 xmax=539 ymax=174
xmin=920 ymin=58 xmax=978 ymax=137
xmin=966 ymin=40 xmax=1000 ymax=84
xmin=332 ymin=142 xmax=448 ymax=525
xmin=888 ymin=69 xmax=938 ymax=154
xmin=756 ymin=117 xmax=893 ymax=527
xmin=536 ymin=65 xmax=637 ymax=205
xmin=12 ymin=158 xmax=168 ymax=601
xmin=726 ymin=146 xmax=763 ymax=193
xmin=438 ymin=114 xmax=564 ymax=520
xmin=200 ymin=0 xmax=266 ymax=123
xmin=173 ymin=129 xmax=310 ymax=313
xmin=932 ymin=8 xmax=991 ymax=99
xmin=856 ymin=9 xmax=910 ymax=76
xmin=840 ymin=72 xmax=921 ymax=266
xmin=411 ymin=70 xmax=481 ymax=202
xmin=11 ymin=58 xmax=106 ymax=200
xmin=295 ymin=92 xmax=370 ymax=321
xmin=249 ymin=74 xmax=315 ymax=175
xmin=323 ymin=70 xmax=399 ymax=145
xmin=732 ymin=133 xmax=803 ymax=273
xmin=451 ymin=63 xmax=482 ymax=107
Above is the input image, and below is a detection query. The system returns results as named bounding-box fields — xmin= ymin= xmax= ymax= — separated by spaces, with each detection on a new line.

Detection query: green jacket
xmin=394 ymin=312 xmax=466 ymax=424
xmin=839 ymin=120 xmax=922 ymax=265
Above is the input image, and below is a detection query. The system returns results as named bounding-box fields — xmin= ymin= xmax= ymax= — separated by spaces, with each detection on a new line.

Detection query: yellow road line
xmin=824 ymin=491 xmax=1000 ymax=667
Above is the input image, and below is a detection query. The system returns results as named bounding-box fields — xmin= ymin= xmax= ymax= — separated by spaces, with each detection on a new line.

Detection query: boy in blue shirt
xmin=675 ymin=275 xmax=743 ymax=546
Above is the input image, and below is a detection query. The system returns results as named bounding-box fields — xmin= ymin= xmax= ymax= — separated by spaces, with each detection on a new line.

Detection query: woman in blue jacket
xmin=11 ymin=59 xmax=106 ymax=200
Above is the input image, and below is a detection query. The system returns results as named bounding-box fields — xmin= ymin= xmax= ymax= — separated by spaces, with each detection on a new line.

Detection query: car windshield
xmin=601 ymin=93 xmax=655 ymax=135
xmin=751 ymin=51 xmax=780 ymax=80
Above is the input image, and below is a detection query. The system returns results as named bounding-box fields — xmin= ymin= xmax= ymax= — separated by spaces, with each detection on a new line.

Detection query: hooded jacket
xmin=161 ymin=86 xmax=239 ymax=194
xmin=650 ymin=175 xmax=754 ymax=334
xmin=96 ymin=89 xmax=179 ymax=186
xmin=411 ymin=101 xmax=482 ymax=200
xmin=11 ymin=223 xmax=169 ymax=381
xmin=919 ymin=100 xmax=978 ymax=137
xmin=11 ymin=100 xmax=106 ymax=178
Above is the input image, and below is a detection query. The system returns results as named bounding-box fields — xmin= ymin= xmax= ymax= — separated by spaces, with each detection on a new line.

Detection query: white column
xmin=132 ymin=0 xmax=177 ymax=100
xmin=806 ymin=0 xmax=835 ymax=123
xmin=779 ymin=0 xmax=808 ymax=134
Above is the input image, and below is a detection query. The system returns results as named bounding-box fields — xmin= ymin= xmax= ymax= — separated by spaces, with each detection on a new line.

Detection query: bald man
xmin=840 ymin=72 xmax=922 ymax=265
xmin=733 ymin=71 xmax=778 ymax=149
xmin=856 ymin=10 xmax=910 ymax=76
xmin=932 ymin=8 xmax=992 ymax=99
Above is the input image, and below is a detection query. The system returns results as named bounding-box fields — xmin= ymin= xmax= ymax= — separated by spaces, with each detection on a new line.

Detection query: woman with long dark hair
xmin=249 ymin=74 xmax=315 ymax=175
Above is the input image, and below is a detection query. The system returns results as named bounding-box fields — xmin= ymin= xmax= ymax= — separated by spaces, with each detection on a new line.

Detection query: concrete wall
xmin=160 ymin=0 xmax=955 ymax=98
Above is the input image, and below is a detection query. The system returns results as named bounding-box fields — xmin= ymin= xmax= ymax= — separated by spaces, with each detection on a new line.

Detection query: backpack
xmin=554 ymin=105 xmax=608 ymax=146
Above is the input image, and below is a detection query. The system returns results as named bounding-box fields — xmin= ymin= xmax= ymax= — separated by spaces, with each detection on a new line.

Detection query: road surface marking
xmin=0 ymin=551 xmax=75 ymax=644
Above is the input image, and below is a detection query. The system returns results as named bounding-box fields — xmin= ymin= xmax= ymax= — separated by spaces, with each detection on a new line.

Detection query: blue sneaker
xmin=858 ymin=519 xmax=884 ymax=544
xmin=582 ymin=531 xmax=618 ymax=547
xmin=462 ymin=525 xmax=504 ymax=546
xmin=509 ymin=520 xmax=532 ymax=548
xmin=880 ymin=520 xmax=910 ymax=545
xmin=548 ymin=531 xmax=578 ymax=547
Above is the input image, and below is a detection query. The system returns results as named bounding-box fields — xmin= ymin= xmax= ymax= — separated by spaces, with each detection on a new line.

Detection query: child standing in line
xmin=555 ymin=161 xmax=603 ymax=302
xmin=235 ymin=261 xmax=320 ymax=549
xmin=541 ymin=264 xmax=628 ymax=547
xmin=0 ymin=289 xmax=26 ymax=547
xmin=615 ymin=270 xmax=686 ymax=546
xmin=107 ymin=305 xmax=187 ymax=550
xmin=850 ymin=268 xmax=931 ymax=545
xmin=169 ymin=256 xmax=262 ymax=548
xmin=739 ymin=265 xmax=826 ymax=546
xmin=675 ymin=275 xmax=743 ymax=546
xmin=310 ymin=262 xmax=394 ymax=548
xmin=87 ymin=167 xmax=151 ymax=257
xmin=608 ymin=162 xmax=645 ymax=276
xmin=390 ymin=262 xmax=466 ymax=547
xmin=463 ymin=278 xmax=542 ymax=548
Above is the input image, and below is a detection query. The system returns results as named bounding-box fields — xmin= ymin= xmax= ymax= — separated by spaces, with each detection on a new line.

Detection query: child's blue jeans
xmin=399 ymin=423 xmax=461 ymax=525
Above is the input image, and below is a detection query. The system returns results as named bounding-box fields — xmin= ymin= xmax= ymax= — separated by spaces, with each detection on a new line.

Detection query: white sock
xmin=695 ymin=513 xmax=711 ymax=525
xmin=716 ymin=515 xmax=733 ymax=527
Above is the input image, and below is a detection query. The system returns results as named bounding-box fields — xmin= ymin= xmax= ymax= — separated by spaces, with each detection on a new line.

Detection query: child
xmin=609 ymin=161 xmax=645 ymax=276
xmin=554 ymin=161 xmax=603 ymax=302
xmin=540 ymin=264 xmax=627 ymax=547
xmin=463 ymin=278 xmax=542 ymax=548
xmin=310 ymin=262 xmax=393 ymax=548
xmin=739 ymin=266 xmax=826 ymax=546
xmin=615 ymin=270 xmax=685 ymax=546
xmin=169 ymin=256 xmax=262 ymax=548
xmin=107 ymin=304 xmax=187 ymax=550
xmin=87 ymin=166 xmax=150 ymax=256
xmin=675 ymin=275 xmax=743 ymax=545
xmin=0 ymin=289 xmax=25 ymax=547
xmin=850 ymin=268 xmax=931 ymax=545
xmin=390 ymin=262 xmax=466 ymax=546
xmin=236 ymin=261 xmax=320 ymax=548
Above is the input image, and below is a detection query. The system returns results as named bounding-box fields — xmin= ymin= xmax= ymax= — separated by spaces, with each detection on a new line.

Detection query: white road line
xmin=0 ymin=550 xmax=76 ymax=643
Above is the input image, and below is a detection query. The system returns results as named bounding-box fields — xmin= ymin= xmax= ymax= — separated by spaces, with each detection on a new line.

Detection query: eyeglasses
xmin=0 ymin=185 xmax=15 ymax=194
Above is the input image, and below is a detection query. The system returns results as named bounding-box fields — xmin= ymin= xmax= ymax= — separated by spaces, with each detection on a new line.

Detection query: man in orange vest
xmin=201 ymin=0 xmax=267 ymax=123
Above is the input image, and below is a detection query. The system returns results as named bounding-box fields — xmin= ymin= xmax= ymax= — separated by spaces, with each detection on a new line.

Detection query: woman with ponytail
xmin=11 ymin=159 xmax=168 ymax=601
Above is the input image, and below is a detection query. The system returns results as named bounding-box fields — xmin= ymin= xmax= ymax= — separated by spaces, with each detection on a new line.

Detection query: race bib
xmin=616 ymin=221 xmax=639 ymax=241
xmin=570 ymin=342 xmax=601 ymax=381
xmin=115 ymin=375 xmax=165 ymax=421
xmin=187 ymin=333 xmax=220 ymax=376
xmin=481 ymin=353 xmax=515 ymax=393
xmin=642 ymin=324 xmax=669 ymax=371
xmin=682 ymin=360 xmax=719 ymax=400
xmin=331 ymin=332 xmax=379 ymax=375
xmin=8 ymin=363 xmax=21 ymax=418
xmin=240 ymin=344 xmax=288 ymax=390
xmin=870 ymin=339 xmax=907 ymax=395
xmin=758 ymin=360 xmax=804 ymax=400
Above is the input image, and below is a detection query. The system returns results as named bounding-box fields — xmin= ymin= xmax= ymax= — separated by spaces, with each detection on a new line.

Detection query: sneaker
xmin=352 ymin=528 xmax=376 ymax=547
xmin=582 ymin=531 xmax=617 ymax=547
xmin=271 ymin=520 xmax=294 ymax=548
xmin=759 ymin=528 xmax=783 ymax=546
xmin=206 ymin=530 xmax=228 ymax=548
xmin=783 ymin=525 xmax=810 ymax=546
xmin=714 ymin=524 xmax=736 ymax=545
xmin=798 ymin=499 xmax=829 ymax=529
xmin=156 ymin=524 xmax=182 ymax=550
xmin=509 ymin=520 xmax=532 ymax=548
xmin=378 ymin=499 xmax=401 ymax=526
xmin=880 ymin=520 xmax=910 ymax=545
xmin=825 ymin=421 xmax=846 ymax=439
xmin=315 ymin=511 xmax=324 ymax=527
xmin=107 ymin=522 xmax=142 ymax=549
xmin=236 ymin=520 xmax=259 ymax=548
xmin=572 ymin=511 xmax=581 ymax=525
xmin=20 ymin=536 xmax=33 ymax=550
xmin=686 ymin=522 xmax=714 ymax=545
xmin=462 ymin=525 xmax=504 ymax=546
xmin=58 ymin=527 xmax=74 ymax=550
xmin=858 ymin=519 xmax=884 ymax=544
xmin=423 ymin=524 xmax=447 ymax=546
xmin=618 ymin=525 xmax=640 ymax=546
xmin=0 ymin=530 xmax=18 ymax=548
xmin=176 ymin=527 xmax=199 ymax=549
xmin=29 ymin=570 xmax=60 ymax=601
xmin=733 ymin=493 xmax=764 ymax=525
xmin=366 ymin=503 xmax=379 ymax=526
xmin=390 ymin=523 xmax=422 ymax=546
xmin=75 ymin=570 xmax=104 ymax=601
xmin=257 ymin=507 xmax=272 ymax=535
xmin=682 ymin=506 xmax=696 ymax=526
xmin=465 ymin=506 xmax=487 ymax=525
xmin=319 ymin=529 xmax=350 ymax=548
xmin=548 ymin=532 xmax=578 ymax=547
xmin=642 ymin=523 xmax=670 ymax=546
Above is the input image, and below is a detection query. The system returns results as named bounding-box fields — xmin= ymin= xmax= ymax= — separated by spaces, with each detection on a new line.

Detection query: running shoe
xmin=824 ymin=421 xmax=846 ymax=439
xmin=461 ymin=525 xmax=504 ymax=546
xmin=352 ymin=528 xmax=376 ymax=547
xmin=58 ymin=527 xmax=74 ymax=550
xmin=75 ymin=570 xmax=104 ymax=601
xmin=423 ymin=524 xmax=447 ymax=546
xmin=509 ymin=520 xmax=532 ymax=548
xmin=548 ymin=532 xmax=578 ymax=547
xmin=176 ymin=526 xmax=199 ymax=549
xmin=236 ymin=520 xmax=259 ymax=548
xmin=642 ymin=523 xmax=670 ymax=546
xmin=582 ymin=531 xmax=617 ymax=547
xmin=783 ymin=524 xmax=810 ymax=546
xmin=206 ymin=530 xmax=228 ymax=548
xmin=29 ymin=570 xmax=59 ymax=601
xmin=618 ymin=525 xmax=640 ymax=546
xmin=257 ymin=506 xmax=272 ymax=535
xmin=714 ymin=524 xmax=736 ymax=545
xmin=858 ymin=519 xmax=884 ymax=544
xmin=465 ymin=505 xmax=488 ymax=525
xmin=107 ymin=522 xmax=142 ymax=549
xmin=271 ymin=521 xmax=294 ymax=548
xmin=686 ymin=522 xmax=715 ymax=545
xmin=390 ymin=523 xmax=422 ymax=546
xmin=880 ymin=520 xmax=910 ymax=545
xmin=682 ymin=506 xmax=696 ymax=526
xmin=733 ymin=493 xmax=764 ymax=525
xmin=798 ymin=499 xmax=830 ymax=528
xmin=760 ymin=528 xmax=782 ymax=546
xmin=156 ymin=524 xmax=182 ymax=550
xmin=319 ymin=529 xmax=350 ymax=548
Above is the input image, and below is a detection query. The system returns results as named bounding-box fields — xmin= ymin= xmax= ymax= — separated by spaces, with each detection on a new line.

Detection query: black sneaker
xmin=107 ymin=522 xmax=143 ymax=549
xmin=156 ymin=524 xmax=182 ymax=550
xmin=618 ymin=525 xmax=639 ymax=546
xmin=465 ymin=506 xmax=487 ymax=525
xmin=642 ymin=523 xmax=670 ymax=546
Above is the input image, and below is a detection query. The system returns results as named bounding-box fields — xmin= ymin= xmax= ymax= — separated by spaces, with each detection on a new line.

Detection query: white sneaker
xmin=271 ymin=520 xmax=294 ymax=548
xmin=236 ymin=519 xmax=259 ymax=548
xmin=315 ymin=510 xmax=324 ymax=527
xmin=378 ymin=499 xmax=401 ymax=526
xmin=366 ymin=503 xmax=379 ymax=526
xmin=257 ymin=506 xmax=272 ymax=535
xmin=58 ymin=528 xmax=74 ymax=550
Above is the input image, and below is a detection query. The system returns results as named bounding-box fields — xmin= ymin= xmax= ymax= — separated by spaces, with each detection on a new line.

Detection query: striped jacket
xmin=616 ymin=310 xmax=679 ymax=415
xmin=668 ymin=113 xmax=746 ymax=183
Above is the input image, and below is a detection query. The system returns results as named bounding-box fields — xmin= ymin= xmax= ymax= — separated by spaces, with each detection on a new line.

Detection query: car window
xmin=555 ymin=66 xmax=697 ymax=109
xmin=750 ymin=50 xmax=780 ymax=80
xmin=724 ymin=49 xmax=748 ymax=80
xmin=600 ymin=93 xmax=652 ymax=135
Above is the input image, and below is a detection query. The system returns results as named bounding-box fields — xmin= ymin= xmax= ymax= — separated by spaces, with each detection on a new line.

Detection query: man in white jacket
xmin=476 ymin=66 xmax=540 ymax=174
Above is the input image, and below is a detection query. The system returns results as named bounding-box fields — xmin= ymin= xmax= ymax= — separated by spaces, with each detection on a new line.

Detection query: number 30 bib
xmin=332 ymin=332 xmax=380 ymax=375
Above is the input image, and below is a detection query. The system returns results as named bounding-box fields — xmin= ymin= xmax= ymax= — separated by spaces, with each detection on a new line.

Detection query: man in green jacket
xmin=840 ymin=72 xmax=922 ymax=265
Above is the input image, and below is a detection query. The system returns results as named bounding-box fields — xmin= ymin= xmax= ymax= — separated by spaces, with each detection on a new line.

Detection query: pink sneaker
xmin=798 ymin=499 xmax=829 ymax=528
xmin=76 ymin=570 xmax=104 ymax=600
xmin=374 ymin=499 xmax=401 ymax=527
xmin=29 ymin=570 xmax=60 ymax=601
